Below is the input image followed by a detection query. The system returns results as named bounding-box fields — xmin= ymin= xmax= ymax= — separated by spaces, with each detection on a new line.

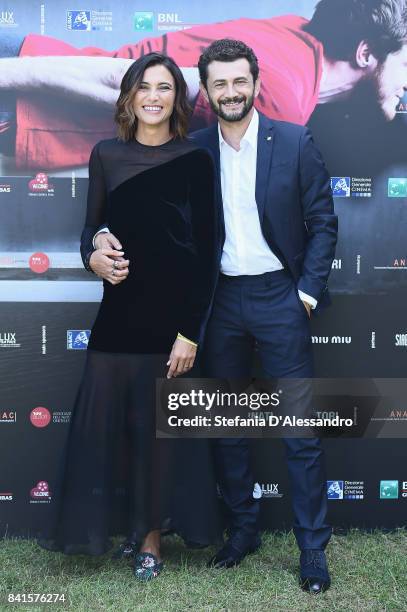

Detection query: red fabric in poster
xmin=17 ymin=15 xmax=323 ymax=168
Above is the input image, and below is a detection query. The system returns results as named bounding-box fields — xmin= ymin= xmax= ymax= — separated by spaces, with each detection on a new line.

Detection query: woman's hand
xmin=167 ymin=337 xmax=197 ymax=378
xmin=89 ymin=249 xmax=129 ymax=285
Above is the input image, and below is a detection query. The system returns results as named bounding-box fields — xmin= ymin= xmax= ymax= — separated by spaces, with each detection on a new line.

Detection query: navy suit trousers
xmin=201 ymin=269 xmax=332 ymax=551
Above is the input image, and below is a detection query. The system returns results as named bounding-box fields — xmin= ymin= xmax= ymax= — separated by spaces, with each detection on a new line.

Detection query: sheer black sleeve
xmin=178 ymin=149 xmax=218 ymax=344
xmin=80 ymin=143 xmax=107 ymax=271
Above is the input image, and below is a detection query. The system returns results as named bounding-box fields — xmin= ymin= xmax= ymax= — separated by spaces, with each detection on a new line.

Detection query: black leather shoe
xmin=207 ymin=532 xmax=261 ymax=568
xmin=299 ymin=549 xmax=331 ymax=594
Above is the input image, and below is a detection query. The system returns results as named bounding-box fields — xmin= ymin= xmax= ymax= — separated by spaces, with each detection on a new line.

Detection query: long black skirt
xmin=37 ymin=350 xmax=222 ymax=556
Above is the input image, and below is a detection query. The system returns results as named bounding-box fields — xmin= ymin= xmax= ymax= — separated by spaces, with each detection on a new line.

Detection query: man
xmin=1 ymin=0 xmax=407 ymax=169
xmin=94 ymin=39 xmax=338 ymax=594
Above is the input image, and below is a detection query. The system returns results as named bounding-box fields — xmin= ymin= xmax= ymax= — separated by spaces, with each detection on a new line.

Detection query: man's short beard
xmin=359 ymin=64 xmax=397 ymax=122
xmin=208 ymin=93 xmax=255 ymax=122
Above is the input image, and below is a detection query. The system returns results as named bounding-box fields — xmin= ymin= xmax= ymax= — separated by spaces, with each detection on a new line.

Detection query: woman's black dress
xmin=38 ymin=137 xmax=222 ymax=555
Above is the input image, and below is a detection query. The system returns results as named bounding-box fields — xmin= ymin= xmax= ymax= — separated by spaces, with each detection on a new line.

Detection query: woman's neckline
xmin=129 ymin=136 xmax=175 ymax=148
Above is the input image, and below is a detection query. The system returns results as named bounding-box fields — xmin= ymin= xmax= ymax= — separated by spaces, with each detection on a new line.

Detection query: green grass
xmin=1 ymin=530 xmax=407 ymax=611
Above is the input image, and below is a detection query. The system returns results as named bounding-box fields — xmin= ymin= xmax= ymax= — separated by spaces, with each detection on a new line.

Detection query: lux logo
xmin=0 ymin=12 xmax=14 ymax=23
xmin=262 ymin=483 xmax=279 ymax=494
xmin=0 ymin=333 xmax=16 ymax=343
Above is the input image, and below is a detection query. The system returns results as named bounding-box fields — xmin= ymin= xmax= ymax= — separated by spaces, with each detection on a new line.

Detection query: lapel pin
xmin=266 ymin=136 xmax=272 ymax=141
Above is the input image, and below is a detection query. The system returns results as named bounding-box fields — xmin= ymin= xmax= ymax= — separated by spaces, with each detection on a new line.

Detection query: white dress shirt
xmin=219 ymin=109 xmax=282 ymax=276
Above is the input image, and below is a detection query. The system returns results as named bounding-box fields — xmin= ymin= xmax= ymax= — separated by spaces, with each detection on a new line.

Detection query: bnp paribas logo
xmin=379 ymin=480 xmax=399 ymax=499
xmin=388 ymin=178 xmax=407 ymax=198
xmin=134 ymin=12 xmax=154 ymax=31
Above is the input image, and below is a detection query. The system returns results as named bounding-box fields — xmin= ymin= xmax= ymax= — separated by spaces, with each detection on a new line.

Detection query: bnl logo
xmin=134 ymin=12 xmax=154 ymax=31
xmin=388 ymin=178 xmax=407 ymax=197
xmin=67 ymin=330 xmax=90 ymax=350
xmin=380 ymin=480 xmax=399 ymax=499
xmin=331 ymin=177 xmax=350 ymax=197
xmin=327 ymin=480 xmax=344 ymax=499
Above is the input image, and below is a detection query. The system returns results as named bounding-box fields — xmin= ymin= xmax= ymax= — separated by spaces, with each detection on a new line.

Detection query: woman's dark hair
xmin=115 ymin=52 xmax=191 ymax=141
xmin=198 ymin=39 xmax=259 ymax=87
xmin=303 ymin=0 xmax=407 ymax=62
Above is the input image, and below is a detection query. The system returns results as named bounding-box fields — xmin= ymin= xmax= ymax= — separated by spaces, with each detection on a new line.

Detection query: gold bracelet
xmin=177 ymin=332 xmax=198 ymax=347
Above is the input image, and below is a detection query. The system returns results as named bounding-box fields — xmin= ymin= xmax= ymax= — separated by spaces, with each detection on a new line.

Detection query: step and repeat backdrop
xmin=0 ymin=0 xmax=406 ymax=536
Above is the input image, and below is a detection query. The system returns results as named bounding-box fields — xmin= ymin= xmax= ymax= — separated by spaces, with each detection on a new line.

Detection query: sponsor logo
xmin=327 ymin=480 xmax=344 ymax=499
xmin=402 ymin=481 xmax=407 ymax=498
xmin=396 ymin=99 xmax=407 ymax=113
xmin=331 ymin=177 xmax=350 ymax=197
xmin=395 ymin=333 xmax=407 ymax=347
xmin=157 ymin=12 xmax=195 ymax=32
xmin=331 ymin=177 xmax=372 ymax=198
xmin=0 ymin=184 xmax=11 ymax=193
xmin=134 ymin=12 xmax=154 ymax=31
xmin=388 ymin=410 xmax=407 ymax=420
xmin=0 ymin=411 xmax=16 ymax=424
xmin=158 ymin=12 xmax=182 ymax=24
xmin=255 ymin=482 xmax=283 ymax=499
xmin=0 ymin=10 xmax=18 ymax=28
xmin=67 ymin=10 xmax=91 ymax=30
xmin=28 ymin=173 xmax=54 ymax=196
xmin=67 ymin=9 xmax=113 ymax=31
xmin=328 ymin=480 xmax=364 ymax=500
xmin=374 ymin=257 xmax=407 ymax=271
xmin=343 ymin=481 xmax=364 ymax=500
xmin=0 ymin=256 xmax=14 ymax=266
xmin=380 ymin=480 xmax=399 ymax=499
xmin=312 ymin=336 xmax=352 ymax=345
xmin=388 ymin=178 xmax=407 ymax=198
xmin=0 ymin=492 xmax=13 ymax=501
xmin=67 ymin=330 xmax=90 ymax=350
xmin=29 ymin=252 xmax=50 ymax=274
xmin=392 ymin=258 xmax=407 ymax=268
xmin=253 ymin=483 xmax=262 ymax=499
xmin=350 ymin=177 xmax=372 ymax=197
xmin=30 ymin=481 xmax=51 ymax=503
xmin=371 ymin=331 xmax=376 ymax=349
xmin=0 ymin=332 xmax=20 ymax=348
xmin=30 ymin=407 xmax=51 ymax=428
xmin=42 ymin=325 xmax=47 ymax=355
xmin=52 ymin=411 xmax=71 ymax=424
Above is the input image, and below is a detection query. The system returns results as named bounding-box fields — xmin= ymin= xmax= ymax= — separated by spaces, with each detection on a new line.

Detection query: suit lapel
xmin=205 ymin=124 xmax=225 ymax=242
xmin=205 ymin=123 xmax=222 ymax=188
xmin=255 ymin=113 xmax=275 ymax=222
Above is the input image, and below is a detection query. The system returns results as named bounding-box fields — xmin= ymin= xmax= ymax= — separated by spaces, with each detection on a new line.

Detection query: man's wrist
xmin=84 ymin=249 xmax=95 ymax=273
xmin=298 ymin=290 xmax=317 ymax=309
xmin=93 ymin=227 xmax=109 ymax=249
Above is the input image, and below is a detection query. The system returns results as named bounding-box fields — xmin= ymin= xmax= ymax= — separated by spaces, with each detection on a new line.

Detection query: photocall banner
xmin=0 ymin=0 xmax=406 ymax=535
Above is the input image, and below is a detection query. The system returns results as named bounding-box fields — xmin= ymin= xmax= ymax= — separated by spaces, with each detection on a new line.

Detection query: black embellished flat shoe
xmin=113 ymin=540 xmax=137 ymax=560
xmin=133 ymin=552 xmax=164 ymax=581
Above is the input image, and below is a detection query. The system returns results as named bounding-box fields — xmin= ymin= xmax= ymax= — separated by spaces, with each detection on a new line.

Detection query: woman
xmin=37 ymin=52 xmax=221 ymax=581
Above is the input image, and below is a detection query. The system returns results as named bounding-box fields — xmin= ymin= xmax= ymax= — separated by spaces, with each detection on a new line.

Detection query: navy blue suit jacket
xmin=191 ymin=112 xmax=338 ymax=308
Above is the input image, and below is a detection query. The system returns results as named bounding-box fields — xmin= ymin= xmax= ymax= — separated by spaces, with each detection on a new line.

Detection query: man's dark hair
xmin=303 ymin=0 xmax=407 ymax=62
xmin=198 ymin=39 xmax=259 ymax=87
